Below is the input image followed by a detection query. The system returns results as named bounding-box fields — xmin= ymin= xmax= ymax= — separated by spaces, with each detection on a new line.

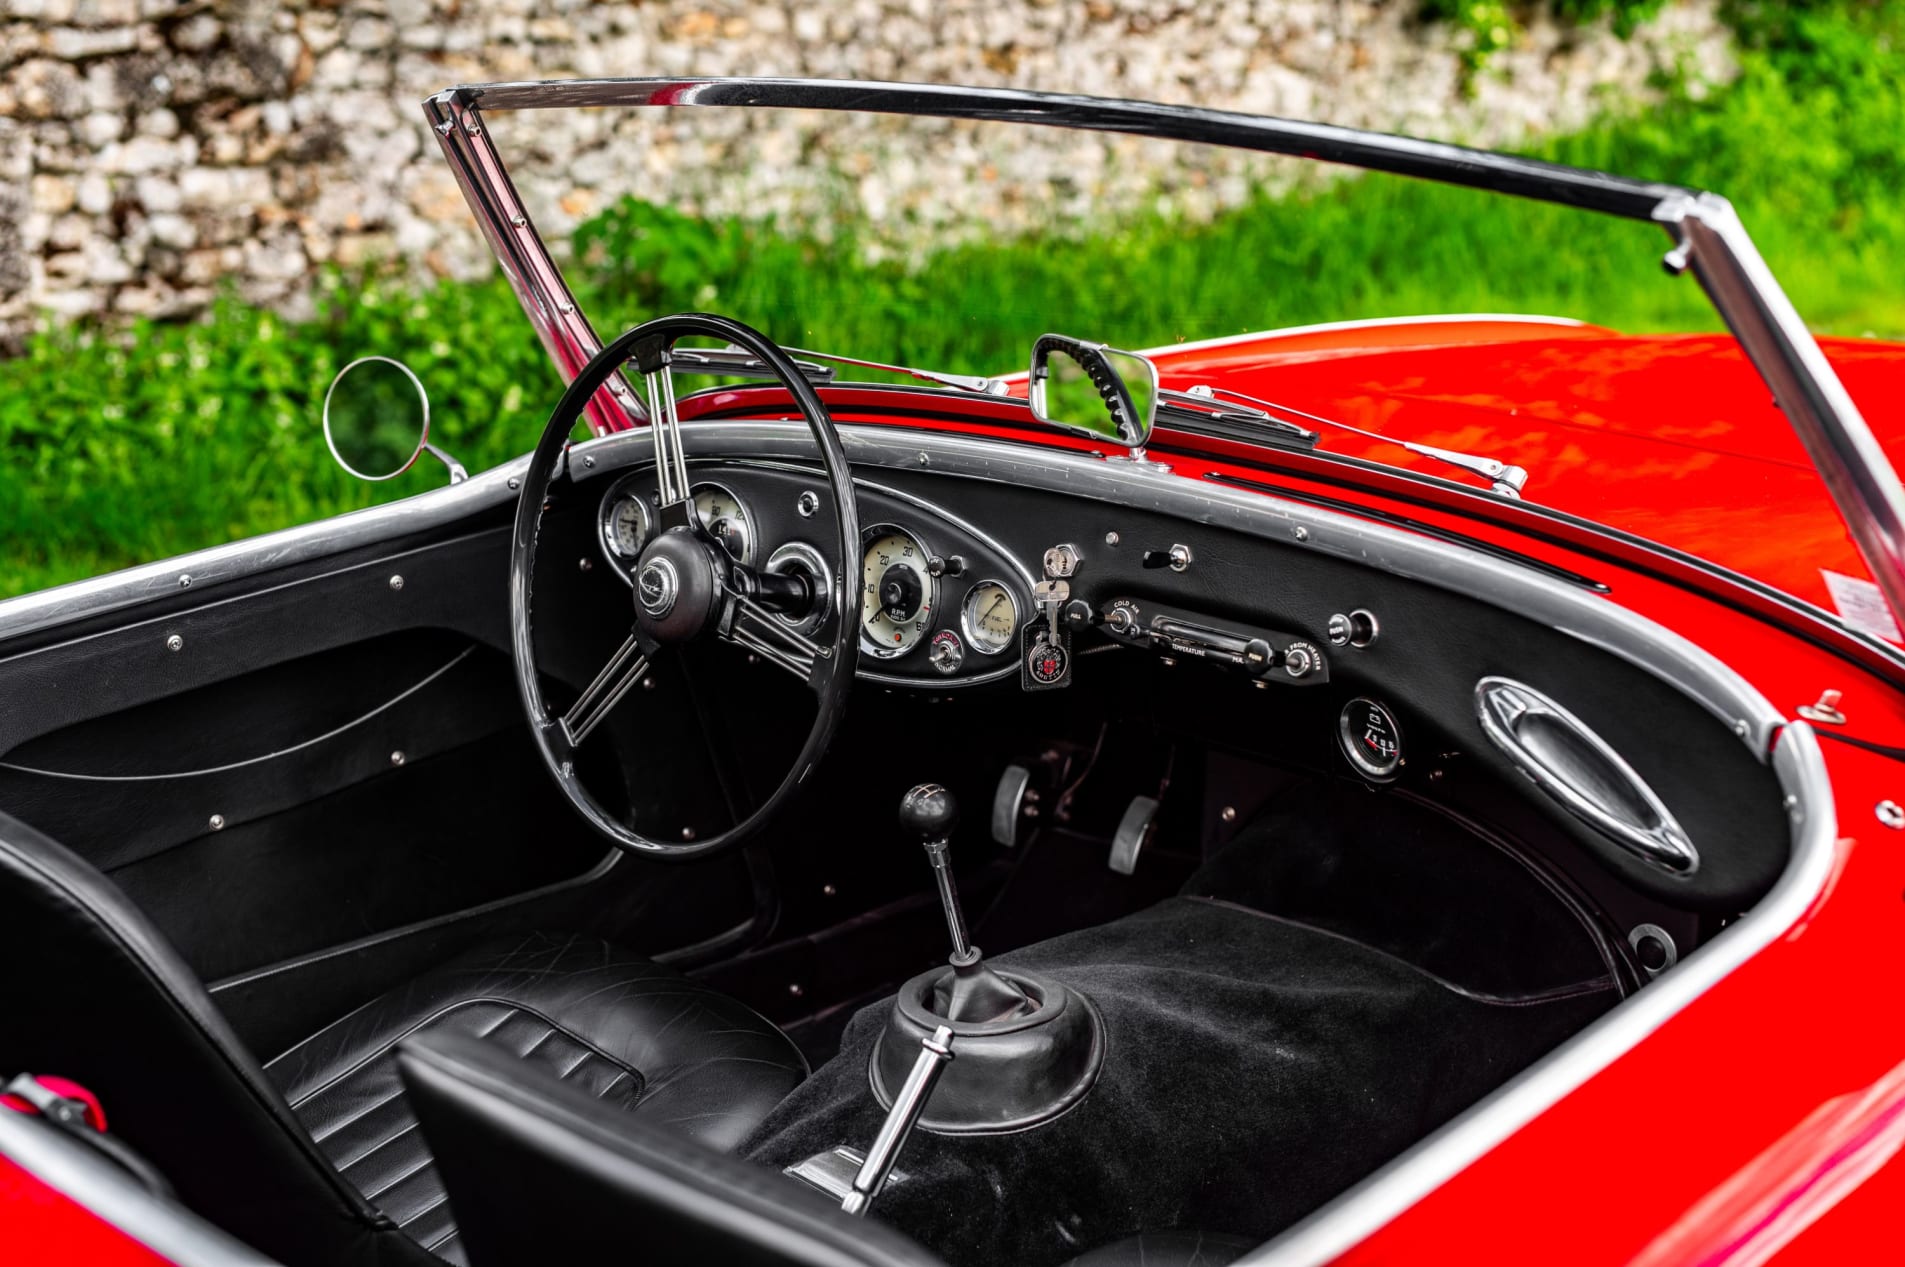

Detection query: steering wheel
xmin=510 ymin=313 xmax=860 ymax=857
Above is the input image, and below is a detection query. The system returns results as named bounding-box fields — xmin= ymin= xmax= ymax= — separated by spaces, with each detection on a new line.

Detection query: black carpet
xmin=1183 ymin=780 xmax=1615 ymax=996
xmin=745 ymin=896 xmax=1614 ymax=1266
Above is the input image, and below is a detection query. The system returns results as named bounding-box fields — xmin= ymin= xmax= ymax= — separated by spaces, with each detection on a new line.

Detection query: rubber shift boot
xmin=931 ymin=954 xmax=1037 ymax=1024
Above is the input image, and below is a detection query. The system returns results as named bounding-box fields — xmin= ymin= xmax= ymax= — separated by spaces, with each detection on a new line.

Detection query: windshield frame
xmin=419 ymin=75 xmax=1905 ymax=623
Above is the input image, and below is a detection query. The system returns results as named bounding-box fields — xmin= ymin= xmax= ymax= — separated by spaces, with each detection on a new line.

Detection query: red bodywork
xmin=665 ymin=315 xmax=1905 ymax=1263
xmin=11 ymin=318 xmax=1904 ymax=1264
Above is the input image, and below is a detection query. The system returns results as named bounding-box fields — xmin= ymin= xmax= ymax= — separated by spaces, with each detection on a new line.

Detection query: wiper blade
xmin=1167 ymin=384 xmax=1530 ymax=498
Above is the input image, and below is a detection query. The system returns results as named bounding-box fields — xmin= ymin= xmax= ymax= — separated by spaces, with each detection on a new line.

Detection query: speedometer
xmin=861 ymin=525 xmax=936 ymax=659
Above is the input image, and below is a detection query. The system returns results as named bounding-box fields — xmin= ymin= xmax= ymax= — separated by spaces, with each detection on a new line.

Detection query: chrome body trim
xmin=0 ymin=1108 xmax=277 ymax=1267
xmin=0 ymin=456 xmax=529 ymax=647
xmin=1245 ymin=721 xmax=1836 ymax=1266
xmin=1132 ymin=312 xmax=1594 ymax=360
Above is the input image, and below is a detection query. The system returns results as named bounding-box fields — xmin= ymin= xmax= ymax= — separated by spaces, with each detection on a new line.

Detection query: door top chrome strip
xmin=0 ymin=457 xmax=528 ymax=646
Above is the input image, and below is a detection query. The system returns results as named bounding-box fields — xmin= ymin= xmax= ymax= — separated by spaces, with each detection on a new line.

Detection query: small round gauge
xmin=1338 ymin=697 xmax=1404 ymax=783
xmin=860 ymin=525 xmax=936 ymax=659
xmin=692 ymin=482 xmax=754 ymax=564
xmin=597 ymin=479 xmax=655 ymax=583
xmin=960 ymin=581 xmax=1019 ymax=656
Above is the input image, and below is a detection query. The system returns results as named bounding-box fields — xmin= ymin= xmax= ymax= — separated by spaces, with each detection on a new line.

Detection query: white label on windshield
xmin=1822 ymin=570 xmax=1903 ymax=642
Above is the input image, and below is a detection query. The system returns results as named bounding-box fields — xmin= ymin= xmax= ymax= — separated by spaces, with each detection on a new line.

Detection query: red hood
xmin=1149 ymin=319 xmax=1905 ymax=619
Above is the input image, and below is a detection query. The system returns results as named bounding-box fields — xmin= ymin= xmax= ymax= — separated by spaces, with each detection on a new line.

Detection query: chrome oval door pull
xmin=1475 ymin=676 xmax=1699 ymax=876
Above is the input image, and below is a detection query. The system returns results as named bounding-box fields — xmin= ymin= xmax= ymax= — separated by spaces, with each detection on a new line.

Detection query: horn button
xmin=634 ymin=527 xmax=722 ymax=642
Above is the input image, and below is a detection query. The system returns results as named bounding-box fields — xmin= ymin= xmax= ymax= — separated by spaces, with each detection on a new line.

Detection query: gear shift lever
xmin=900 ymin=784 xmax=1035 ymax=1023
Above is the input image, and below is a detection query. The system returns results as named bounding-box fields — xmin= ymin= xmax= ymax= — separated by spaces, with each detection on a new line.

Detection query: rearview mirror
xmin=322 ymin=356 xmax=466 ymax=484
xmin=1028 ymin=334 xmax=1158 ymax=450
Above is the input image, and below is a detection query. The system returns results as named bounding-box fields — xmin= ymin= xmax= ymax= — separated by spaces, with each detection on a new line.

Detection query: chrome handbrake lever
xmin=841 ymin=1025 xmax=955 ymax=1217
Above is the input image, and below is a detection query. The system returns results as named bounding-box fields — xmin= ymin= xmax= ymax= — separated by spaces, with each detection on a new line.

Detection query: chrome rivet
xmin=822 ymin=884 xmax=837 ymax=897
xmin=1293 ymin=526 xmax=1310 ymax=542
xmin=681 ymin=827 xmax=696 ymax=841
xmin=579 ymin=558 xmax=593 ymax=572
xmin=177 ymin=573 xmax=192 ymax=588
xmin=642 ymin=677 xmax=656 ymax=690
xmin=582 ymin=455 xmax=595 ymax=468
xmin=1878 ymin=801 xmax=1905 ymax=830
xmin=918 ymin=452 xmax=930 ymax=465
xmin=1220 ymin=806 xmax=1237 ymax=823
xmin=208 ymin=814 xmax=225 ymax=831
xmin=510 ymin=213 xmax=527 ymax=227
xmin=508 ymin=476 xmax=521 ymax=490
xmin=558 ymin=300 xmax=574 ymax=314
xmin=165 ymin=633 xmax=184 ymax=652
xmin=1104 ymin=531 xmax=1120 ymax=546
xmin=797 ymin=490 xmax=820 ymax=518
xmin=391 ymin=751 xmax=406 ymax=767
xmin=1734 ymin=720 xmax=1750 ymax=738
xmin=788 ymin=983 xmax=805 ymax=998
xmin=388 ymin=575 xmax=404 ymax=591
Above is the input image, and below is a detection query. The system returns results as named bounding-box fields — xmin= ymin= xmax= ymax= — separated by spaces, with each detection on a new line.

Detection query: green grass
xmin=3 ymin=0 xmax=1902 ymax=598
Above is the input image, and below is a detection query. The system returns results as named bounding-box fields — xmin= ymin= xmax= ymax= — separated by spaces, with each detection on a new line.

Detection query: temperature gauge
xmin=1338 ymin=698 xmax=1403 ymax=783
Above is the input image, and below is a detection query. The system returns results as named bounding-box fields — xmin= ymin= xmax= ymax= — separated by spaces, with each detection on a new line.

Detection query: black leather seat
xmin=398 ymin=1030 xmax=1255 ymax=1267
xmin=0 ymin=810 xmax=806 ymax=1267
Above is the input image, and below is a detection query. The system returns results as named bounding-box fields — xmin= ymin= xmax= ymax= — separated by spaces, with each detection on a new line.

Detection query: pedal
xmin=1108 ymin=795 xmax=1160 ymax=875
xmin=991 ymin=764 xmax=1036 ymax=847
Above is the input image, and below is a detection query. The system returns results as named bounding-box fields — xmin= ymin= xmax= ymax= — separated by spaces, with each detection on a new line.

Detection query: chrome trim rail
xmin=0 ymin=456 xmax=527 ymax=647
xmin=1244 ymin=722 xmax=1836 ymax=1266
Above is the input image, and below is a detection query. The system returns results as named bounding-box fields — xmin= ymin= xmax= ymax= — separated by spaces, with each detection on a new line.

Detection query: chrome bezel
xmin=959 ymin=579 xmax=1020 ymax=656
xmin=1338 ymin=697 xmax=1404 ymax=783
xmin=765 ymin=540 xmax=835 ymax=639
xmin=595 ymin=473 xmax=654 ymax=584
xmin=691 ymin=480 xmax=756 ymax=566
xmin=859 ymin=521 xmax=937 ymax=660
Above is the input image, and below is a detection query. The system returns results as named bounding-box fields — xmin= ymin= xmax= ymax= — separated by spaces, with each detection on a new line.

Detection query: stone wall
xmin=0 ymin=0 xmax=1734 ymax=346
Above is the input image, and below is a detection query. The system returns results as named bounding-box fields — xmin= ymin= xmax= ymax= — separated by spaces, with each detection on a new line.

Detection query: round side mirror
xmin=322 ymin=356 xmax=432 ymax=482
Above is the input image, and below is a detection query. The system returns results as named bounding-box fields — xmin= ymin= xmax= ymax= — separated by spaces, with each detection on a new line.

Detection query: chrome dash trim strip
xmin=0 ymin=456 xmax=528 ymax=647
xmin=573 ymin=422 xmax=1786 ymax=754
xmin=1243 ymin=720 xmax=1836 ymax=1266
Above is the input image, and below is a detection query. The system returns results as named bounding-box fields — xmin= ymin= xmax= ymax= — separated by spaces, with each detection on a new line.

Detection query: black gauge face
xmin=1338 ymin=698 xmax=1404 ymax=782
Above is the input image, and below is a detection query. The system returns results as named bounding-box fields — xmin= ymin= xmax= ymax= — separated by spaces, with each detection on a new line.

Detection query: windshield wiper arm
xmin=1169 ymin=384 xmax=1530 ymax=498
xmin=668 ymin=344 xmax=1008 ymax=397
xmin=782 ymin=347 xmax=1009 ymax=396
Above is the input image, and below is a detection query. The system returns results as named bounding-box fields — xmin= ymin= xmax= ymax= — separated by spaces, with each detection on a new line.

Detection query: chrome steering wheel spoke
xmin=722 ymin=592 xmax=830 ymax=690
xmin=644 ymin=360 xmax=693 ymax=517
xmin=556 ymin=631 xmax=651 ymax=747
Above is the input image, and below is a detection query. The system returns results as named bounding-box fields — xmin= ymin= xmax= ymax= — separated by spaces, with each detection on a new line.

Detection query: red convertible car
xmin=5 ymin=79 xmax=1904 ymax=1267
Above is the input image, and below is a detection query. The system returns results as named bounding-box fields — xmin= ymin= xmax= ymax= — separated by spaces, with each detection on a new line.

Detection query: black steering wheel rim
xmin=509 ymin=312 xmax=860 ymax=858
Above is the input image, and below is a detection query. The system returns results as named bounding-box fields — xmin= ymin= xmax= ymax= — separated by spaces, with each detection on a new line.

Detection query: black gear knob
xmin=900 ymin=783 xmax=959 ymax=843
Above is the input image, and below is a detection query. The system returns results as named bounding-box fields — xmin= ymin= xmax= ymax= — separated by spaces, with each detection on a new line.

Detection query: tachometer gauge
xmin=960 ymin=581 xmax=1018 ymax=655
xmin=692 ymin=483 xmax=754 ymax=564
xmin=861 ymin=525 xmax=936 ymax=658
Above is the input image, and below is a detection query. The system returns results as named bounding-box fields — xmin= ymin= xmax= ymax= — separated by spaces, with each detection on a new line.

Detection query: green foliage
xmin=1419 ymin=0 xmax=1668 ymax=76
xmin=3 ymin=0 xmax=1902 ymax=598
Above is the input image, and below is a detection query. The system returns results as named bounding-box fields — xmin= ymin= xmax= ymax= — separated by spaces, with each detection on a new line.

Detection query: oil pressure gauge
xmin=1338 ymin=698 xmax=1404 ymax=783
